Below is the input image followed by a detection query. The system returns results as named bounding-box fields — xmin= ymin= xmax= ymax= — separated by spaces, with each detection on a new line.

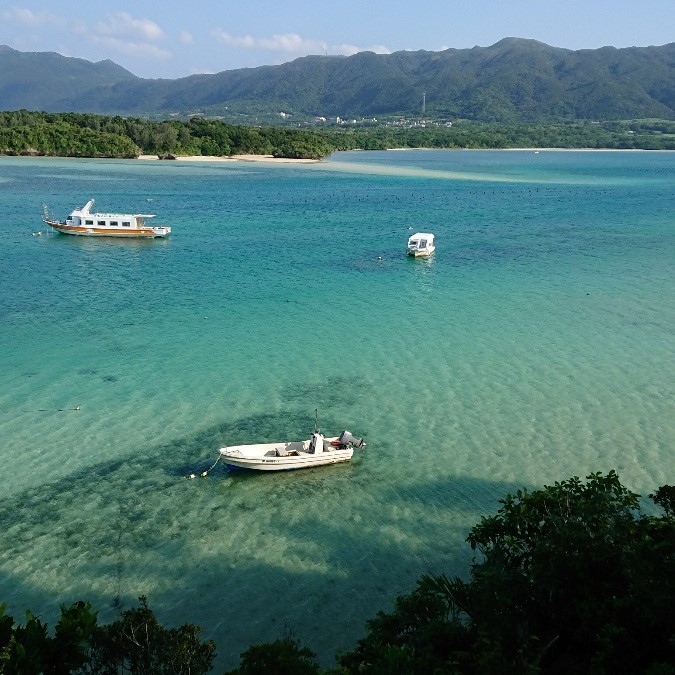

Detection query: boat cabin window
xmin=85 ymin=220 xmax=93 ymax=225
xmin=419 ymin=239 xmax=427 ymax=248
xmin=110 ymin=221 xmax=118 ymax=226
xmin=122 ymin=221 xmax=131 ymax=227
xmin=98 ymin=220 xmax=106 ymax=226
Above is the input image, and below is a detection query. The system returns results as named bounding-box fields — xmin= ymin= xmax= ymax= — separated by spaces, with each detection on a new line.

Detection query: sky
xmin=1 ymin=1 xmax=673 ymax=79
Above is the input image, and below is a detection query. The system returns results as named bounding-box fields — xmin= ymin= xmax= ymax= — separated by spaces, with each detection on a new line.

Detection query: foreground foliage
xmin=1 ymin=473 xmax=672 ymax=674
xmin=0 ymin=601 xmax=97 ymax=675
xmin=0 ymin=596 xmax=215 ymax=675
xmin=1 ymin=110 xmax=674 ymax=160
xmin=339 ymin=472 xmax=675 ymax=674
xmin=224 ymin=637 xmax=321 ymax=675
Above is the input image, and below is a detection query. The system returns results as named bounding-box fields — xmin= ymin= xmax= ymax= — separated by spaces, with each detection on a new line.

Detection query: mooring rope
xmin=1 ymin=406 xmax=81 ymax=413
xmin=188 ymin=455 xmax=220 ymax=479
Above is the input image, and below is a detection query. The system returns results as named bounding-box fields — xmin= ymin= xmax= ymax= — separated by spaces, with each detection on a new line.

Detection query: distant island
xmin=1 ymin=39 xmax=673 ymax=158
xmin=1 ymin=110 xmax=674 ymax=160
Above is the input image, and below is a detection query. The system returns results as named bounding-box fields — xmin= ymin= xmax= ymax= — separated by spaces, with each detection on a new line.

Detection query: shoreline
xmin=137 ymin=154 xmax=319 ymax=163
xmin=137 ymin=148 xmax=671 ymax=164
xmin=384 ymin=146 xmax=668 ymax=153
xmin=2 ymin=148 xmax=670 ymax=166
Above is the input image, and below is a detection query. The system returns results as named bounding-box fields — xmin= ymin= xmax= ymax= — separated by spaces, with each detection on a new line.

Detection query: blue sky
xmin=1 ymin=1 xmax=673 ymax=79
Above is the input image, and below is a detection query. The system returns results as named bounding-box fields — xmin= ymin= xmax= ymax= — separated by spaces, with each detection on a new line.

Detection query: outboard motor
xmin=339 ymin=430 xmax=365 ymax=448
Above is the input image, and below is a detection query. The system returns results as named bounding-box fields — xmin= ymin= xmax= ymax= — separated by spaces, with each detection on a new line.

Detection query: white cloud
xmin=179 ymin=31 xmax=193 ymax=45
xmin=1 ymin=7 xmax=63 ymax=28
xmin=333 ymin=44 xmax=361 ymax=56
xmin=366 ymin=44 xmax=392 ymax=55
xmin=211 ymin=30 xmax=254 ymax=49
xmin=91 ymin=35 xmax=171 ymax=60
xmin=332 ymin=43 xmax=391 ymax=56
xmin=259 ymin=33 xmax=326 ymax=53
xmin=89 ymin=12 xmax=169 ymax=61
xmin=96 ymin=12 xmax=164 ymax=42
xmin=72 ymin=20 xmax=87 ymax=36
xmin=210 ymin=30 xmax=393 ymax=59
xmin=211 ymin=29 xmax=326 ymax=54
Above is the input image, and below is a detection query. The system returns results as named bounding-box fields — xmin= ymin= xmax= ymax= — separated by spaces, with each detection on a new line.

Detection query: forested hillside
xmin=1 ymin=39 xmax=673 ymax=123
xmin=1 ymin=111 xmax=674 ymax=159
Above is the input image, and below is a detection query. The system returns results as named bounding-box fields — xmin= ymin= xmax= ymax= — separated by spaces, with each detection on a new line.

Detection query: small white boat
xmin=407 ymin=232 xmax=435 ymax=257
xmin=219 ymin=429 xmax=365 ymax=471
xmin=43 ymin=200 xmax=171 ymax=238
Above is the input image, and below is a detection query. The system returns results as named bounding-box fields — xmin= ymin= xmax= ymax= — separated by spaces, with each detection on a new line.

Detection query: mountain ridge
xmin=0 ymin=39 xmax=673 ymax=122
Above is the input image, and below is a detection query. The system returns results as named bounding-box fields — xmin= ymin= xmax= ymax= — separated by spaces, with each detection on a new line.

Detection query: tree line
xmin=2 ymin=472 xmax=673 ymax=674
xmin=1 ymin=111 xmax=674 ymax=160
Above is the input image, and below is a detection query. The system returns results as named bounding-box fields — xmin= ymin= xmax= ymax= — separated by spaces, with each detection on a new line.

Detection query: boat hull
xmin=407 ymin=248 xmax=435 ymax=257
xmin=219 ymin=438 xmax=354 ymax=471
xmin=47 ymin=223 xmax=170 ymax=238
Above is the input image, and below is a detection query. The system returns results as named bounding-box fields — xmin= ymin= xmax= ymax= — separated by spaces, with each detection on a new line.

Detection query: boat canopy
xmin=408 ymin=232 xmax=434 ymax=244
xmin=408 ymin=232 xmax=435 ymax=249
xmin=70 ymin=199 xmax=156 ymax=220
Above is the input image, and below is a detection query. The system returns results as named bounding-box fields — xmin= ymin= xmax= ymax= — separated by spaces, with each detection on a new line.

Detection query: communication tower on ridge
xmin=422 ymin=91 xmax=426 ymax=116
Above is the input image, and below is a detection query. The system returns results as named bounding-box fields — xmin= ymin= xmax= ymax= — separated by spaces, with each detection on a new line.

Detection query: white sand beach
xmin=137 ymin=154 xmax=319 ymax=163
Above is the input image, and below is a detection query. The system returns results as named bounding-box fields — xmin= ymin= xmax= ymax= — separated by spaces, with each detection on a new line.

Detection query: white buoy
xmin=189 ymin=473 xmax=196 ymax=479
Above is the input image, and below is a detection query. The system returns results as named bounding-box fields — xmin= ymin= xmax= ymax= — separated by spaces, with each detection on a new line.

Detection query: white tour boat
xmin=219 ymin=429 xmax=365 ymax=471
xmin=43 ymin=200 xmax=171 ymax=238
xmin=407 ymin=232 xmax=435 ymax=257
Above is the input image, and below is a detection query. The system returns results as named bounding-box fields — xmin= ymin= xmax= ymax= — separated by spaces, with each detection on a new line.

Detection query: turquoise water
xmin=1 ymin=150 xmax=673 ymax=669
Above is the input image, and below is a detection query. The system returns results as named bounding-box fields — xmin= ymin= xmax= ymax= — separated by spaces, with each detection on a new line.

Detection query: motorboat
xmin=219 ymin=429 xmax=365 ymax=471
xmin=407 ymin=232 xmax=435 ymax=257
xmin=42 ymin=200 xmax=171 ymax=238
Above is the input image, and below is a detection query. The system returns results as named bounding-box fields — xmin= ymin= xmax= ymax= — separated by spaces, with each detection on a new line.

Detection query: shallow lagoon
xmin=0 ymin=150 xmax=673 ymax=668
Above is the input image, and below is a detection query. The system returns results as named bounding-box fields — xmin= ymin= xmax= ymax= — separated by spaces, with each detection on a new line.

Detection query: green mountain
xmin=0 ymin=39 xmax=673 ymax=122
xmin=0 ymin=45 xmax=137 ymax=110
